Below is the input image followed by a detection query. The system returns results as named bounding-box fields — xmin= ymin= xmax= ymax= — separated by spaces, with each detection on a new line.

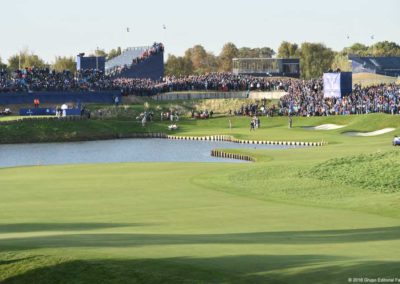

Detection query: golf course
xmin=0 ymin=104 xmax=400 ymax=283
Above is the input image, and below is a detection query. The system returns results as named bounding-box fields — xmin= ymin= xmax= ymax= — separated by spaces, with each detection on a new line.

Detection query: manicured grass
xmin=0 ymin=110 xmax=400 ymax=283
xmin=305 ymin=151 xmax=400 ymax=193
xmin=0 ymin=116 xmax=28 ymax=122
xmin=1 ymin=112 xmax=400 ymax=144
xmin=0 ymin=116 xmax=17 ymax=122
xmin=0 ymin=116 xmax=56 ymax=122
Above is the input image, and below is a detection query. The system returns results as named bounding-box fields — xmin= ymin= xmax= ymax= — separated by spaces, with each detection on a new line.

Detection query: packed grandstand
xmin=1 ymin=68 xmax=399 ymax=116
xmin=0 ymin=40 xmax=399 ymax=117
xmin=106 ymin=42 xmax=164 ymax=77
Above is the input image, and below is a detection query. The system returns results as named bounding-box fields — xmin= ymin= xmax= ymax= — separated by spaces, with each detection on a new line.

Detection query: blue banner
xmin=19 ymin=108 xmax=83 ymax=116
xmin=19 ymin=108 xmax=56 ymax=116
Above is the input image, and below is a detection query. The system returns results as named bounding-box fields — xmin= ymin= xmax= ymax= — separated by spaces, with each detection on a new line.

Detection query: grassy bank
xmin=352 ymin=72 xmax=400 ymax=86
xmin=0 ymin=108 xmax=400 ymax=283
xmin=0 ymin=112 xmax=399 ymax=144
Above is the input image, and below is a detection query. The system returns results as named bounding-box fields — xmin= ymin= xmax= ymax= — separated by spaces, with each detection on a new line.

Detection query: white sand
xmin=344 ymin=128 xmax=396 ymax=137
xmin=304 ymin=124 xmax=346 ymax=130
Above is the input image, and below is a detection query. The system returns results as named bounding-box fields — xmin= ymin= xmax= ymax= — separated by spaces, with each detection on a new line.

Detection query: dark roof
xmin=350 ymin=56 xmax=400 ymax=71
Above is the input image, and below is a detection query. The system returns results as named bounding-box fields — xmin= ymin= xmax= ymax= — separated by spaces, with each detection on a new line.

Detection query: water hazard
xmin=0 ymin=138 xmax=297 ymax=168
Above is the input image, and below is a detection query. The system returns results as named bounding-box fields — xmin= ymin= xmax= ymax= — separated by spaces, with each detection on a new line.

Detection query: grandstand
xmin=105 ymin=44 xmax=164 ymax=81
xmin=350 ymin=55 xmax=400 ymax=77
xmin=105 ymin=46 xmax=148 ymax=71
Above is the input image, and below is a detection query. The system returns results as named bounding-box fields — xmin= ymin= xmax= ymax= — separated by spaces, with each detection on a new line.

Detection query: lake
xmin=0 ymin=138 xmax=297 ymax=168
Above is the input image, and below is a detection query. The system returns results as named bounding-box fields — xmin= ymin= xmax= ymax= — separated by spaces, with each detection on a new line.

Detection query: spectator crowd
xmin=1 ymin=64 xmax=399 ymax=116
xmin=0 ymin=69 xmax=292 ymax=95
xmin=159 ymin=73 xmax=290 ymax=93
xmin=279 ymin=80 xmax=400 ymax=116
xmin=0 ymin=67 xmax=115 ymax=92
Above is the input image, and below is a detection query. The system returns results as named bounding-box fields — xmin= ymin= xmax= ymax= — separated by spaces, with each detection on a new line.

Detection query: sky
xmin=1 ymin=0 xmax=399 ymax=63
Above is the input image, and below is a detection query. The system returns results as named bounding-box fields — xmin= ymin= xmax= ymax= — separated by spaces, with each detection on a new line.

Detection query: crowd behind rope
xmin=1 ymin=66 xmax=399 ymax=116
xmin=279 ymin=80 xmax=400 ymax=116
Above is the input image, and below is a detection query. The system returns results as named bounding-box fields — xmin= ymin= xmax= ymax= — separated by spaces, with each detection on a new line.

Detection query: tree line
xmin=165 ymin=43 xmax=275 ymax=76
xmin=0 ymin=47 xmax=123 ymax=73
xmin=1 ymin=41 xmax=399 ymax=79
xmin=165 ymin=41 xmax=400 ymax=79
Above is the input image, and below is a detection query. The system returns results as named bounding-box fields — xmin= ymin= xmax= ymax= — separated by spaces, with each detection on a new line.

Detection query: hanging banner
xmin=323 ymin=73 xmax=341 ymax=98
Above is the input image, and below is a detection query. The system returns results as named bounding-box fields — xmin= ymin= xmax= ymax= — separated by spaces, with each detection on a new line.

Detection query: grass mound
xmin=304 ymin=151 xmax=400 ymax=193
xmin=86 ymin=98 xmax=275 ymax=120
xmin=352 ymin=73 xmax=399 ymax=86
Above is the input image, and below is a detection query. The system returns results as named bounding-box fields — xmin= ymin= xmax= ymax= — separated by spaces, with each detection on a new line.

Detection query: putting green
xmin=0 ymin=113 xmax=400 ymax=283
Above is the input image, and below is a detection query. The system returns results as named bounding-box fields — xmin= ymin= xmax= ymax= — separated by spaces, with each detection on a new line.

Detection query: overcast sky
xmin=1 ymin=0 xmax=399 ymax=63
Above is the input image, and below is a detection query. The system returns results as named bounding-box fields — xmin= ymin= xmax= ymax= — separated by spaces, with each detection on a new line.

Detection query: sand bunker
xmin=304 ymin=124 xmax=346 ymax=130
xmin=344 ymin=128 xmax=395 ymax=137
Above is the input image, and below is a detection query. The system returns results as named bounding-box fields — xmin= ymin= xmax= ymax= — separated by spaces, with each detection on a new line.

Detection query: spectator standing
xmin=114 ymin=95 xmax=120 ymax=106
xmin=250 ymin=119 xmax=255 ymax=131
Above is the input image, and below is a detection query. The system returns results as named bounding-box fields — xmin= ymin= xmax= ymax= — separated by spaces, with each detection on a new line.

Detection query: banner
xmin=19 ymin=108 xmax=56 ymax=116
xmin=323 ymin=73 xmax=341 ymax=98
xmin=19 ymin=108 xmax=82 ymax=116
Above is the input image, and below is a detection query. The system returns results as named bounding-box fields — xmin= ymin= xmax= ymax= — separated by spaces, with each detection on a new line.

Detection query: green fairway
xmin=1 ymin=111 xmax=400 ymax=283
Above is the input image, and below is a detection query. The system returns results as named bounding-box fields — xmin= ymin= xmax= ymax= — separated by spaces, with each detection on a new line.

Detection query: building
xmin=232 ymin=58 xmax=300 ymax=78
xmin=76 ymin=55 xmax=106 ymax=72
xmin=349 ymin=56 xmax=400 ymax=77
